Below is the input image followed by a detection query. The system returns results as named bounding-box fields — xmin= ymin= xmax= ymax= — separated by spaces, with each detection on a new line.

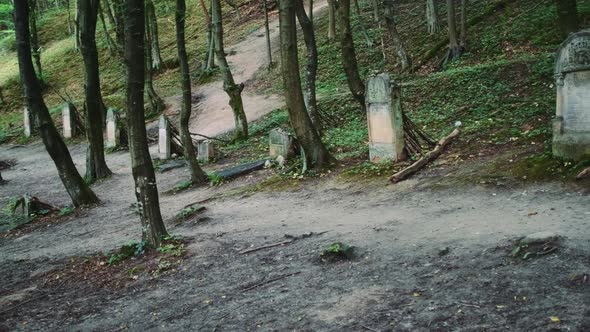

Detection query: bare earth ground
xmin=1 ymin=141 xmax=589 ymax=331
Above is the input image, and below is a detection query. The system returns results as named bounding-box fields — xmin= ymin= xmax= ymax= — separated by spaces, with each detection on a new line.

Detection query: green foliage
xmin=58 ymin=206 xmax=74 ymax=217
xmin=157 ymin=242 xmax=185 ymax=257
xmin=207 ymin=172 xmax=224 ymax=186
xmin=320 ymin=242 xmax=355 ymax=262
xmin=175 ymin=204 xmax=206 ymax=222
xmin=107 ymin=242 xmax=147 ymax=265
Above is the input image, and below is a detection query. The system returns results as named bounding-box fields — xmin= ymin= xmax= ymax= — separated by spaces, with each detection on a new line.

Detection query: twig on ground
xmin=240 ymin=272 xmax=301 ymax=292
xmin=458 ymin=302 xmax=481 ymax=309
xmin=238 ymin=240 xmax=294 ymax=254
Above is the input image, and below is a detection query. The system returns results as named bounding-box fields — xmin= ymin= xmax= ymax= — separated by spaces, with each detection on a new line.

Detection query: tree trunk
xmin=198 ymin=0 xmax=210 ymax=23
xmin=0 ymin=86 xmax=4 ymax=105
xmin=308 ymin=0 xmax=313 ymax=24
xmin=426 ymin=0 xmax=440 ymax=34
xmin=75 ymin=0 xmax=80 ymax=49
xmin=263 ymin=0 xmax=272 ymax=69
xmin=279 ymin=0 xmax=333 ymax=169
xmin=176 ymin=0 xmax=208 ymax=184
xmin=98 ymin=2 xmax=117 ymax=55
xmin=441 ymin=0 xmax=462 ymax=66
xmin=327 ymin=0 xmax=336 ymax=41
xmin=459 ymin=0 xmax=467 ymax=48
xmin=555 ymin=0 xmax=578 ymax=37
xmin=383 ymin=0 xmax=411 ymax=71
xmin=224 ymin=0 xmax=241 ymax=20
xmin=144 ymin=26 xmax=165 ymax=115
xmin=112 ymin=0 xmax=126 ymax=51
xmin=124 ymin=0 xmax=168 ymax=247
xmin=338 ymin=0 xmax=365 ymax=111
xmin=353 ymin=0 xmax=373 ymax=47
xmin=79 ymin=0 xmax=112 ymax=182
xmin=146 ymin=0 xmax=162 ymax=71
xmin=14 ymin=0 xmax=99 ymax=207
xmin=295 ymin=0 xmax=319 ymax=129
xmin=205 ymin=0 xmax=215 ymax=70
xmin=66 ymin=0 xmax=73 ymax=35
xmin=103 ymin=0 xmax=118 ymax=27
xmin=29 ymin=0 xmax=43 ymax=81
xmin=212 ymin=0 xmax=248 ymax=141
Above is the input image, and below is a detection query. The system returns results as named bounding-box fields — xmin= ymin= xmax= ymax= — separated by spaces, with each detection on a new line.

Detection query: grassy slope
xmin=0 ymin=0 xmax=270 ymax=142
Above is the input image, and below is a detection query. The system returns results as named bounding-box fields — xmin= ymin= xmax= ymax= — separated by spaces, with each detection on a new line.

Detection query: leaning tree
xmin=14 ymin=0 xmax=99 ymax=206
xmin=338 ymin=0 xmax=365 ymax=111
xmin=125 ymin=0 xmax=168 ymax=247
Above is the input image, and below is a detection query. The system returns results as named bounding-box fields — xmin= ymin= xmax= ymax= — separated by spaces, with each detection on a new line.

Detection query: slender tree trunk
xmin=459 ymin=0 xmax=467 ymax=48
xmin=198 ymin=0 xmax=210 ymax=23
xmin=103 ymin=0 xmax=117 ymax=27
xmin=79 ymin=0 xmax=112 ymax=182
xmin=263 ymin=0 xmax=272 ymax=69
xmin=112 ymin=0 xmax=126 ymax=51
xmin=225 ymin=0 xmax=241 ymax=19
xmin=66 ymin=0 xmax=73 ymax=34
xmin=75 ymin=0 xmax=80 ymax=49
xmin=98 ymin=3 xmax=116 ymax=55
xmin=176 ymin=0 xmax=208 ymax=184
xmin=426 ymin=0 xmax=440 ymax=34
xmin=353 ymin=0 xmax=373 ymax=47
xmin=372 ymin=0 xmax=379 ymax=22
xmin=14 ymin=0 xmax=99 ymax=207
xmin=338 ymin=0 xmax=365 ymax=111
xmin=145 ymin=23 xmax=165 ymax=115
xmin=308 ymin=0 xmax=313 ymax=24
xmin=146 ymin=0 xmax=162 ymax=70
xmin=205 ymin=0 xmax=215 ymax=70
xmin=383 ymin=0 xmax=411 ymax=71
xmin=279 ymin=0 xmax=333 ymax=169
xmin=327 ymin=0 xmax=336 ymax=41
xmin=212 ymin=0 xmax=248 ymax=140
xmin=555 ymin=0 xmax=578 ymax=37
xmin=0 ymin=86 xmax=4 ymax=105
xmin=442 ymin=0 xmax=462 ymax=65
xmin=295 ymin=0 xmax=319 ymax=129
xmin=29 ymin=0 xmax=43 ymax=81
xmin=124 ymin=0 xmax=168 ymax=247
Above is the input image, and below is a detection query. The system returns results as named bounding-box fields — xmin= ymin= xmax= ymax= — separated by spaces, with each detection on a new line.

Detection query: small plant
xmin=175 ymin=180 xmax=193 ymax=191
xmin=208 ymin=172 xmax=224 ymax=186
xmin=320 ymin=242 xmax=355 ymax=262
xmin=107 ymin=242 xmax=147 ymax=265
xmin=58 ymin=206 xmax=74 ymax=217
xmin=174 ymin=204 xmax=206 ymax=222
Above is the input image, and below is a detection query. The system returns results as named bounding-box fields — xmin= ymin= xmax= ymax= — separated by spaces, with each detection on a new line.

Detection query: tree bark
xmin=29 ymin=0 xmax=43 ymax=81
xmin=212 ymin=0 xmax=248 ymax=141
xmin=198 ymin=0 xmax=210 ymax=23
xmin=338 ymin=0 xmax=365 ymax=111
xmin=144 ymin=28 xmax=165 ymax=115
xmin=74 ymin=0 xmax=80 ymax=49
xmin=426 ymin=0 xmax=440 ymax=34
xmin=176 ymin=0 xmax=208 ymax=184
xmin=459 ymin=0 xmax=467 ymax=48
xmin=103 ymin=0 xmax=118 ymax=27
xmin=555 ymin=0 xmax=578 ymax=37
xmin=441 ymin=0 xmax=462 ymax=66
xmin=205 ymin=0 xmax=215 ymax=70
xmin=66 ymin=0 xmax=73 ymax=34
xmin=145 ymin=0 xmax=162 ymax=70
xmin=79 ymin=0 xmax=112 ymax=182
xmin=327 ymin=0 xmax=336 ymax=41
xmin=98 ymin=2 xmax=117 ymax=55
xmin=263 ymin=0 xmax=272 ymax=69
xmin=14 ymin=0 xmax=99 ymax=207
xmin=279 ymin=0 xmax=333 ymax=169
xmin=112 ymin=0 xmax=126 ymax=52
xmin=295 ymin=0 xmax=319 ymax=129
xmin=125 ymin=0 xmax=168 ymax=247
xmin=383 ymin=0 xmax=411 ymax=71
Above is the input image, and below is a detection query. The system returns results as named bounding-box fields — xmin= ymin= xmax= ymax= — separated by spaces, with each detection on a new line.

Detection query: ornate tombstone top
xmin=555 ymin=30 xmax=590 ymax=82
xmin=366 ymin=73 xmax=391 ymax=104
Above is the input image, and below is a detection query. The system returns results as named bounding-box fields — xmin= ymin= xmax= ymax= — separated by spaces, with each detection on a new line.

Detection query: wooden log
xmin=389 ymin=128 xmax=460 ymax=183
xmin=576 ymin=167 xmax=590 ymax=180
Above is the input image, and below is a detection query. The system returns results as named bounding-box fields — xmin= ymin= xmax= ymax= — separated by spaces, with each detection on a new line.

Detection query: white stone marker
xmin=269 ymin=128 xmax=292 ymax=158
xmin=553 ymin=30 xmax=590 ymax=160
xmin=198 ymin=140 xmax=215 ymax=163
xmin=158 ymin=115 xmax=171 ymax=159
xmin=23 ymin=107 xmax=33 ymax=137
xmin=62 ymin=103 xmax=75 ymax=138
xmin=106 ymin=108 xmax=119 ymax=148
xmin=366 ymin=73 xmax=405 ymax=163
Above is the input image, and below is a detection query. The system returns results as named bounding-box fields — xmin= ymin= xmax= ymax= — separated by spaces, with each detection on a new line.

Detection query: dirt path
xmin=165 ymin=1 xmax=329 ymax=138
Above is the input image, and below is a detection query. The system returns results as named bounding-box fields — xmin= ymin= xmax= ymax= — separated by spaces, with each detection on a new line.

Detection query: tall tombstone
xmin=158 ymin=115 xmax=171 ymax=159
xmin=366 ymin=73 xmax=405 ymax=163
xmin=197 ymin=140 xmax=215 ymax=163
xmin=23 ymin=107 xmax=34 ymax=137
xmin=553 ymin=30 xmax=590 ymax=161
xmin=106 ymin=108 xmax=119 ymax=149
xmin=62 ymin=103 xmax=75 ymax=138
xmin=269 ymin=128 xmax=293 ymax=158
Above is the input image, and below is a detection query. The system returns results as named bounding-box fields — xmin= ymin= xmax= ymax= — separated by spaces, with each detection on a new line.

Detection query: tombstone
xmin=197 ymin=140 xmax=215 ymax=163
xmin=553 ymin=30 xmax=590 ymax=161
xmin=158 ymin=115 xmax=171 ymax=159
xmin=366 ymin=73 xmax=405 ymax=163
xmin=62 ymin=103 xmax=75 ymax=139
xmin=269 ymin=128 xmax=293 ymax=158
xmin=23 ymin=107 xmax=33 ymax=137
xmin=106 ymin=108 xmax=119 ymax=148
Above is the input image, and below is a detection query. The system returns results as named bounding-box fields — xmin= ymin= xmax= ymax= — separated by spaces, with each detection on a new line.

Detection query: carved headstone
xmin=197 ymin=140 xmax=215 ymax=163
xmin=158 ymin=115 xmax=171 ymax=159
xmin=553 ymin=30 xmax=590 ymax=160
xmin=366 ymin=73 xmax=405 ymax=163
xmin=269 ymin=128 xmax=293 ymax=158
xmin=23 ymin=107 xmax=34 ymax=137
xmin=62 ymin=103 xmax=75 ymax=138
xmin=106 ymin=108 xmax=119 ymax=148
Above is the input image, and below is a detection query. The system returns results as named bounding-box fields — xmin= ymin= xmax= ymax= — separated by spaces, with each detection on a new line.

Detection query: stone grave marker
xmin=106 ymin=108 xmax=119 ymax=148
xmin=158 ymin=115 xmax=171 ymax=159
xmin=269 ymin=128 xmax=293 ymax=158
xmin=23 ymin=107 xmax=34 ymax=137
xmin=62 ymin=103 xmax=75 ymax=138
xmin=198 ymin=140 xmax=215 ymax=163
xmin=553 ymin=30 xmax=590 ymax=160
xmin=365 ymin=73 xmax=405 ymax=163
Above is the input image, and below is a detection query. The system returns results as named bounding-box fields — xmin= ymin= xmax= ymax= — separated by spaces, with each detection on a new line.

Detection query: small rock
xmin=264 ymin=160 xmax=272 ymax=169
xmin=520 ymin=231 xmax=560 ymax=245
xmin=276 ymin=155 xmax=285 ymax=168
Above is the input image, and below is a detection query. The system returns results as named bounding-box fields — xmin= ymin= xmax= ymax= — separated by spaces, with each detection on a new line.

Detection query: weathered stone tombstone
xmin=269 ymin=128 xmax=293 ymax=158
xmin=197 ymin=140 xmax=215 ymax=163
xmin=366 ymin=73 xmax=405 ymax=163
xmin=23 ymin=107 xmax=34 ymax=137
xmin=62 ymin=103 xmax=75 ymax=139
xmin=158 ymin=115 xmax=171 ymax=159
xmin=106 ymin=108 xmax=120 ymax=149
xmin=553 ymin=30 xmax=590 ymax=160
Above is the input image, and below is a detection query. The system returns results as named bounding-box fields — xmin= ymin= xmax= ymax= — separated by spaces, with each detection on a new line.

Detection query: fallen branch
xmin=240 ymin=272 xmax=301 ymax=292
xmin=239 ymin=240 xmax=294 ymax=254
xmin=576 ymin=167 xmax=590 ymax=180
xmin=389 ymin=128 xmax=461 ymax=183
